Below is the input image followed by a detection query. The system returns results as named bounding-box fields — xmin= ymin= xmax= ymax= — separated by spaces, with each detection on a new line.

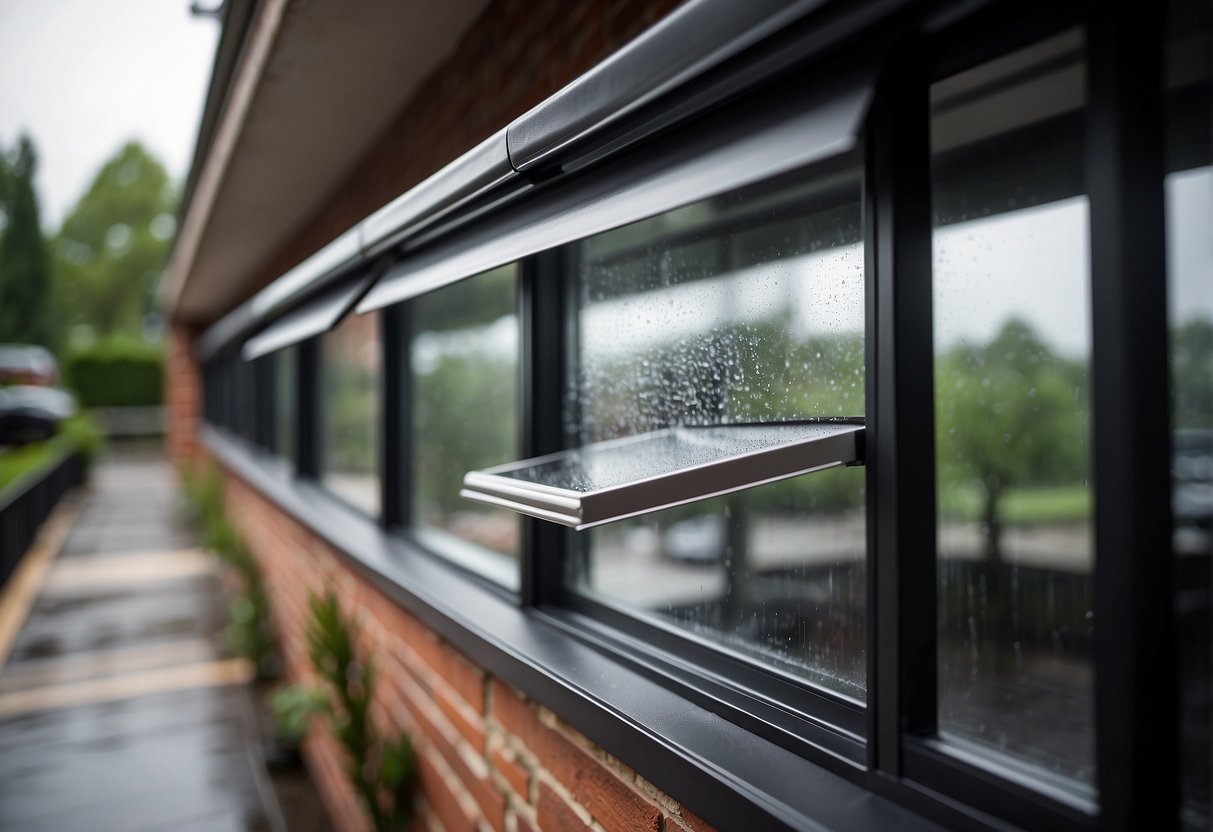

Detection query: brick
xmin=420 ymin=751 xmax=480 ymax=832
xmin=536 ymin=782 xmax=592 ymax=832
xmin=435 ymin=683 xmax=487 ymax=750
xmin=491 ymin=742 xmax=531 ymax=803
xmin=534 ymin=729 xmax=661 ymax=832
xmin=511 ymin=811 xmax=540 ymax=832
xmin=490 ymin=680 xmax=542 ymax=746
xmin=674 ymin=805 xmax=716 ymax=832
xmin=453 ymin=745 xmax=507 ymax=832
xmin=390 ymin=662 xmax=505 ymax=830
xmin=490 ymin=684 xmax=659 ymax=832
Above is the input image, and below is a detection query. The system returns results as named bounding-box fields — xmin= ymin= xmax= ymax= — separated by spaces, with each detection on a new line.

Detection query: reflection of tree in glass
xmin=412 ymin=265 xmax=518 ymax=535
xmin=325 ymin=361 xmax=377 ymax=475
xmin=935 ymin=319 xmax=1089 ymax=564
xmin=1171 ymin=319 xmax=1213 ymax=429
xmin=415 ymin=345 xmax=516 ymax=518
xmin=583 ymin=319 xmax=864 ymax=442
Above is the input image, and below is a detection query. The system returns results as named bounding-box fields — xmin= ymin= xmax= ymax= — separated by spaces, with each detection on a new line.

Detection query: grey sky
xmin=0 ymin=0 xmax=218 ymax=231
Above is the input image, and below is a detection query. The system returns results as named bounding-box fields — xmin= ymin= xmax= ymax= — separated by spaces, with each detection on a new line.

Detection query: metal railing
xmin=0 ymin=451 xmax=85 ymax=588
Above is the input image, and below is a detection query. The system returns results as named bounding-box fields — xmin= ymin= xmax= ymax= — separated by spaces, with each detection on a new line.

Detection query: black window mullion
xmin=1086 ymin=8 xmax=1177 ymax=829
xmin=255 ymin=355 xmax=275 ymax=452
xmin=520 ymin=249 xmax=569 ymax=608
xmin=382 ymin=302 xmax=411 ymax=529
xmin=867 ymin=48 xmax=937 ymax=777
xmin=297 ymin=338 xmax=321 ymax=479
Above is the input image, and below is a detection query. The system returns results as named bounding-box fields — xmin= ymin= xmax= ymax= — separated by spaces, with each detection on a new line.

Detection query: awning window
xmin=242 ymin=271 xmax=375 ymax=361
xmin=461 ymin=422 xmax=863 ymax=530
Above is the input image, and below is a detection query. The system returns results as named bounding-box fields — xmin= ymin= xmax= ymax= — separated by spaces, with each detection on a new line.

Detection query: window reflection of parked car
xmin=0 ymin=344 xmax=59 ymax=387
xmin=1173 ymin=428 xmax=1212 ymax=556
xmin=665 ymin=514 xmax=726 ymax=563
xmin=0 ymin=386 xmax=77 ymax=446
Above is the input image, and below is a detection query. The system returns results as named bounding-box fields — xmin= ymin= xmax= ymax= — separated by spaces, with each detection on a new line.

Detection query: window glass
xmin=275 ymin=346 xmax=295 ymax=462
xmin=1165 ymin=0 xmax=1211 ymax=825
xmin=931 ymin=30 xmax=1094 ymax=792
xmin=565 ymin=157 xmax=867 ymax=699
xmin=411 ymin=265 xmax=520 ymax=588
xmin=321 ymin=311 xmax=381 ymax=516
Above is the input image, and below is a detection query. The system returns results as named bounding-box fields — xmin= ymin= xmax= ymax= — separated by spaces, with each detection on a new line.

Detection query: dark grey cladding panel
xmin=241 ymin=270 xmax=375 ymax=361
xmin=505 ymin=0 xmax=824 ymax=171
xmin=358 ymin=67 xmax=873 ymax=312
xmin=360 ymin=128 xmax=517 ymax=257
xmin=196 ymin=300 xmax=257 ymax=363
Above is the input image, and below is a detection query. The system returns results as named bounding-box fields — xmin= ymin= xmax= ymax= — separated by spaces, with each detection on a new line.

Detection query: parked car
xmin=0 ymin=386 xmax=77 ymax=445
xmin=1174 ymin=428 xmax=1212 ymax=556
xmin=665 ymin=514 xmax=726 ymax=563
xmin=0 ymin=344 xmax=59 ymax=386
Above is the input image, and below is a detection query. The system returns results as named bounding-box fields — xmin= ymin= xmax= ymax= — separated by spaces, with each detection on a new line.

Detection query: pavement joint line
xmin=0 ymin=492 xmax=85 ymax=672
xmin=0 ymin=637 xmax=217 ymax=692
xmin=0 ymin=657 xmax=256 ymax=719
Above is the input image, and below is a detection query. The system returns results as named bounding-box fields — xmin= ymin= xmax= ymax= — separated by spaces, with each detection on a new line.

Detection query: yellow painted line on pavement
xmin=0 ymin=638 xmax=216 ymax=692
xmin=0 ymin=658 xmax=255 ymax=719
xmin=41 ymin=547 xmax=215 ymax=593
xmin=0 ymin=495 xmax=83 ymax=672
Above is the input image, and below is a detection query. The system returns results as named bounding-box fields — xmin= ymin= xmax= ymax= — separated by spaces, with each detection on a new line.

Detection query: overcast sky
xmin=0 ymin=0 xmax=219 ymax=232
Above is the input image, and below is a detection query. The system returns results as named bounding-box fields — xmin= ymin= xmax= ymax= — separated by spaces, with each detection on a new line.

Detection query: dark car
xmin=1174 ymin=428 xmax=1212 ymax=556
xmin=0 ymin=344 xmax=59 ymax=386
xmin=0 ymin=386 xmax=77 ymax=445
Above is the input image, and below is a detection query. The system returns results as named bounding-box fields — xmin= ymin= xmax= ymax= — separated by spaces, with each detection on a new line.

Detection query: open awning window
xmin=356 ymin=64 xmax=874 ymax=313
xmin=461 ymin=422 xmax=863 ymax=530
xmin=242 ymin=271 xmax=375 ymax=361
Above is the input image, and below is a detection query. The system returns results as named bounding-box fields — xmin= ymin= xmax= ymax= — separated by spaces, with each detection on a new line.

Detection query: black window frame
xmin=193 ymin=2 xmax=1194 ymax=829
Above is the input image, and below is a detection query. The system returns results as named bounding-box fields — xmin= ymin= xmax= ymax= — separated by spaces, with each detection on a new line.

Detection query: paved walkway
xmin=0 ymin=448 xmax=282 ymax=832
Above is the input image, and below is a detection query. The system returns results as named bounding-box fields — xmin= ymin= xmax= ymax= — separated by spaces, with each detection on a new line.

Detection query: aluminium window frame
xmin=390 ymin=263 xmax=528 ymax=593
xmin=193 ymin=1 xmax=1189 ymax=829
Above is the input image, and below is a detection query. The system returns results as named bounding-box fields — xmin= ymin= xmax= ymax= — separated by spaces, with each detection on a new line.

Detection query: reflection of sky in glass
xmin=934 ymin=197 xmax=1090 ymax=357
xmin=581 ymin=244 xmax=864 ymax=356
xmin=1166 ymin=167 xmax=1213 ymax=324
xmin=933 ymin=170 xmax=1213 ymax=356
xmin=412 ymin=315 xmax=517 ymax=375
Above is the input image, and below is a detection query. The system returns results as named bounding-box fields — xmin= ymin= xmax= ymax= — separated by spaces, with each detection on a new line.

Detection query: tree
xmin=1171 ymin=318 xmax=1213 ymax=430
xmin=935 ymin=319 xmax=1088 ymax=564
xmin=53 ymin=142 xmax=177 ymax=340
xmin=0 ymin=136 xmax=55 ymax=348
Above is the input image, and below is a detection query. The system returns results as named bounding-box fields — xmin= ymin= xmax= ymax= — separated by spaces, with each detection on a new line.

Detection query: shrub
xmin=280 ymin=591 xmax=416 ymax=831
xmin=181 ymin=462 xmax=276 ymax=677
xmin=65 ymin=338 xmax=163 ymax=408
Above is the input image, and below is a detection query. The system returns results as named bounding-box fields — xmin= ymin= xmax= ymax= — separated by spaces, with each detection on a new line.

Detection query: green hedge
xmin=65 ymin=340 xmax=163 ymax=408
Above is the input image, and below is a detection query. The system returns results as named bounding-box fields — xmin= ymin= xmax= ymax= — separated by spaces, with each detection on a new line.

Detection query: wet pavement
xmin=0 ymin=448 xmax=281 ymax=832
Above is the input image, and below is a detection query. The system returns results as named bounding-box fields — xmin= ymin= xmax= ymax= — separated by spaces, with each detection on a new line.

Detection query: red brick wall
xmin=166 ymin=322 xmax=202 ymax=470
xmin=220 ymin=467 xmax=714 ymax=832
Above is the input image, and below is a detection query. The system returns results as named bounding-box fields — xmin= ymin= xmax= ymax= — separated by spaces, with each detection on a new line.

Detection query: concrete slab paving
xmin=0 ymin=448 xmax=283 ymax=832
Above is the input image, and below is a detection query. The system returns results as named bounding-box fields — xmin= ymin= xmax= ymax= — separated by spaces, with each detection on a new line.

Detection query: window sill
xmin=201 ymin=425 xmax=940 ymax=832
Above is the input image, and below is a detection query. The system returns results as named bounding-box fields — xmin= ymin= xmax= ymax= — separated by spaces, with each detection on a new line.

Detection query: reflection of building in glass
xmin=170 ymin=1 xmax=1210 ymax=830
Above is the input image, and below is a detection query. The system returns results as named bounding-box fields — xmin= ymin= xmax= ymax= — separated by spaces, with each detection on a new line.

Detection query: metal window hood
xmin=461 ymin=421 xmax=864 ymax=530
xmin=241 ymin=270 xmax=375 ymax=361
xmin=356 ymin=69 xmax=872 ymax=313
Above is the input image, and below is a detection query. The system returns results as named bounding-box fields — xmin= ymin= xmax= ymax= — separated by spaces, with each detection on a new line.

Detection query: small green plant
xmin=269 ymin=684 xmax=330 ymax=746
xmin=286 ymin=590 xmax=416 ymax=831
xmin=180 ymin=462 xmax=276 ymax=677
